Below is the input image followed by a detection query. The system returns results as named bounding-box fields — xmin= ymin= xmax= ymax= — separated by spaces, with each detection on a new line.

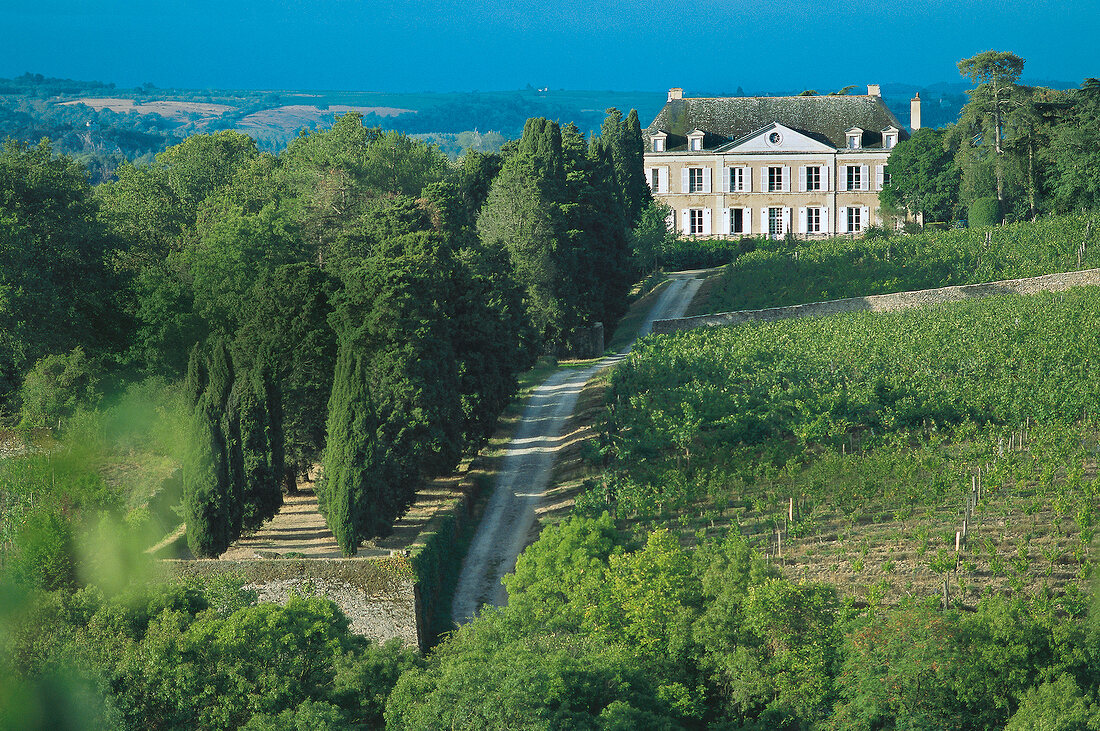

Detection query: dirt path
xmin=450 ymin=271 xmax=704 ymax=624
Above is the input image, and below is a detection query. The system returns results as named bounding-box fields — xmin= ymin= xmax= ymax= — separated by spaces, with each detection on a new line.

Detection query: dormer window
xmin=690 ymin=138 xmax=702 ymax=151
xmin=687 ymin=129 xmax=705 ymax=152
xmin=847 ymin=133 xmax=861 ymax=150
xmin=651 ymin=132 xmax=667 ymax=152
xmin=883 ymin=127 xmax=899 ymax=149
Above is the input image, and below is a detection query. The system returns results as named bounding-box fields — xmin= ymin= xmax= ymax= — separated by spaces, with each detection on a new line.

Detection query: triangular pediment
xmin=722 ymin=122 xmax=836 ymax=153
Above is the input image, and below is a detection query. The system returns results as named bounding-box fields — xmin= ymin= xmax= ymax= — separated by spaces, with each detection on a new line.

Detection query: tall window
xmin=768 ymin=166 xmax=783 ymax=192
xmin=653 ymin=138 xmax=665 ymax=152
xmin=845 ymin=165 xmax=861 ymax=191
xmin=730 ymin=208 xmax=745 ymax=234
xmin=649 ymin=168 xmax=660 ymax=192
xmin=688 ymin=167 xmax=704 ymax=193
xmin=885 ymin=133 xmax=897 ymax=149
xmin=805 ymin=166 xmax=821 ymax=191
xmin=768 ymin=207 xmax=784 ymax=237
xmin=806 ymin=207 xmax=821 ymax=233
xmin=847 ymin=133 xmax=860 ymax=149
xmin=847 ymin=207 xmax=861 ymax=233
xmin=729 ymin=167 xmax=746 ymax=192
xmin=689 ymin=209 xmax=704 ymax=234
xmin=689 ymin=137 xmax=702 ymax=151
xmin=883 ymin=171 xmax=892 ymax=187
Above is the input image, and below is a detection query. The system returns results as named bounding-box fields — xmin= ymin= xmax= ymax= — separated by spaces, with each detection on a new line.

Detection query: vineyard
xmin=690 ymin=213 xmax=1100 ymax=315
xmin=586 ymin=286 xmax=1100 ymax=608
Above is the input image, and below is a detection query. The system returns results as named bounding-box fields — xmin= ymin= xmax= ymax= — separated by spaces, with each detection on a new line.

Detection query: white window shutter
xmin=823 ymin=165 xmax=831 ymax=191
xmin=860 ymin=164 xmax=869 ymax=191
xmin=744 ymin=207 xmax=752 ymax=234
xmin=783 ymin=207 xmax=791 ymax=234
xmin=658 ymin=167 xmax=668 ymax=193
xmin=721 ymin=167 xmax=730 ymax=193
xmin=761 ymin=169 xmax=768 ymax=193
xmin=875 ymin=164 xmax=884 ymax=190
xmin=703 ymin=208 xmax=712 ymax=235
xmin=703 ymin=166 xmax=712 ymax=193
xmin=860 ymin=206 xmax=870 ymax=229
xmin=782 ymin=166 xmax=791 ymax=192
xmin=798 ymin=207 xmax=807 ymax=234
xmin=722 ymin=207 xmax=731 ymax=233
xmin=681 ymin=168 xmax=690 ymax=194
xmin=665 ymin=209 xmax=675 ymax=232
xmin=798 ymin=166 xmax=806 ymax=192
xmin=681 ymin=209 xmax=690 ymax=233
xmin=839 ymin=206 xmax=848 ymax=233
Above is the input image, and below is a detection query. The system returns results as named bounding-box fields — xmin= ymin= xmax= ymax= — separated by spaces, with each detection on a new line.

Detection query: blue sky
xmin=2 ymin=0 xmax=1097 ymax=92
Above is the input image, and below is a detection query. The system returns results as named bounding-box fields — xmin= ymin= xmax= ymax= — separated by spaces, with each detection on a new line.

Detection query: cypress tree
xmin=235 ymin=361 xmax=281 ymax=531
xmin=478 ymin=117 xmax=574 ymax=346
xmin=319 ymin=341 xmax=384 ymax=554
xmin=258 ymin=352 xmax=286 ymax=518
xmin=208 ymin=338 xmax=235 ymax=409
xmin=622 ymin=109 xmax=650 ymax=223
xmin=202 ymin=338 xmax=241 ymax=541
xmin=184 ymin=343 xmax=207 ymax=408
xmin=183 ymin=392 xmax=231 ymax=557
xmin=224 ymin=385 xmax=245 ymax=538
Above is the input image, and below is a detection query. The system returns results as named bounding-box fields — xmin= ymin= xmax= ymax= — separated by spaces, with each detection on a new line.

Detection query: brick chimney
xmin=867 ymin=84 xmax=881 ymax=97
xmin=910 ymin=93 xmax=922 ymax=131
xmin=668 ymin=87 xmax=683 ymax=102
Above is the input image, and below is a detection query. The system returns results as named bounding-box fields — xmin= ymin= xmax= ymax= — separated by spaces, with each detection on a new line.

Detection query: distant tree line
xmin=883 ymin=51 xmax=1100 ymax=226
xmin=0 ymin=107 xmax=650 ymax=555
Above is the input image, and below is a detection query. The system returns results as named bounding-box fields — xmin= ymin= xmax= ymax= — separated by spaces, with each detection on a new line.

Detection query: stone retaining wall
xmin=651 ymin=268 xmax=1100 ymax=334
xmin=164 ymin=556 xmax=422 ymax=649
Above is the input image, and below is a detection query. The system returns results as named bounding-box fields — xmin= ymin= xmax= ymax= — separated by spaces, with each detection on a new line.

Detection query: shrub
xmin=18 ymin=347 xmax=99 ymax=429
xmin=968 ymin=197 xmax=1001 ymax=228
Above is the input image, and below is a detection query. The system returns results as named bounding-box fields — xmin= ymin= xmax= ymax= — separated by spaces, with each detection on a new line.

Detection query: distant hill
xmin=0 ymin=72 xmax=1081 ymax=181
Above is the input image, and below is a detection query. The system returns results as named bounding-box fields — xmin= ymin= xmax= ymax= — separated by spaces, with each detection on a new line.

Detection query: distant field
xmin=61 ymin=97 xmax=237 ymax=120
xmin=238 ymin=103 xmax=415 ymax=135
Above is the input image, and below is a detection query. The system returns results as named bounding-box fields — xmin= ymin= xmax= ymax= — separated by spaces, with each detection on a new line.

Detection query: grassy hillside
xmin=689 ymin=214 xmax=1100 ymax=316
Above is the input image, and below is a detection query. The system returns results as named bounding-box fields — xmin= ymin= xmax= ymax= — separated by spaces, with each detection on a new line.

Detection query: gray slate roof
xmin=645 ymin=94 xmax=908 ymax=151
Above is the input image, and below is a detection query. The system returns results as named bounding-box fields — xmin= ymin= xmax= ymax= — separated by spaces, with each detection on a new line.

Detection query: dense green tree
xmin=881 ymin=127 xmax=961 ymax=224
xmin=183 ymin=343 xmax=207 ymax=407
xmin=318 ymin=341 xmax=383 ymax=553
xmin=954 ymin=50 xmax=1026 ymax=214
xmin=182 ymin=391 xmax=232 ymax=558
xmin=833 ymin=608 xmax=965 ymax=729
xmin=479 ymin=117 xmax=575 ymax=346
xmin=597 ymin=108 xmax=650 ymax=225
xmin=231 ymin=358 xmax=283 ymax=531
xmin=153 ymin=130 xmax=259 ymax=211
xmin=629 ymin=200 xmax=676 ymax=272
xmin=18 ymin=347 xmax=100 ymax=428
xmin=454 ymin=149 xmax=503 ymax=229
xmin=1048 ymin=79 xmax=1100 ymax=213
xmin=101 ymin=594 xmax=417 ymax=731
xmin=0 ymin=139 xmax=120 ymax=411
xmin=1005 ymin=674 xmax=1100 ymax=731
xmin=385 ymin=611 xmax=681 ymax=730
xmin=360 ymin=129 xmax=449 ymax=197
xmin=234 ymin=264 xmax=337 ymax=490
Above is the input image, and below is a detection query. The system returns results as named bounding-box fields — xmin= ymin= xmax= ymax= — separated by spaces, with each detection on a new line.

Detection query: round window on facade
xmin=768 ymin=131 xmax=782 ymax=146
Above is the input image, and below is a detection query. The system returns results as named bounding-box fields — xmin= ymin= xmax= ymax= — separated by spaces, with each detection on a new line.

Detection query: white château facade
xmin=644 ymin=85 xmax=921 ymax=238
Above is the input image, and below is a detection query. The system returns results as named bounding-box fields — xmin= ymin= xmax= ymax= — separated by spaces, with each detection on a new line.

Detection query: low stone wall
xmin=164 ymin=556 xmax=422 ymax=649
xmin=651 ymin=268 xmax=1100 ymax=334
